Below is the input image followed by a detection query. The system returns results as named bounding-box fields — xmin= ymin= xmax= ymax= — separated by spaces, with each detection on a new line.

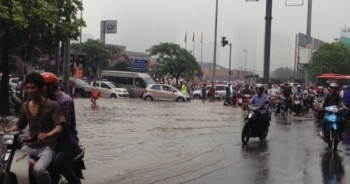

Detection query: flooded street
xmin=74 ymin=98 xmax=350 ymax=184
xmin=2 ymin=98 xmax=350 ymax=183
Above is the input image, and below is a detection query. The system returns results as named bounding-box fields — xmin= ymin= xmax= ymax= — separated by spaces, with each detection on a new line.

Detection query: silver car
xmin=143 ymin=84 xmax=191 ymax=102
xmin=192 ymin=84 xmax=227 ymax=100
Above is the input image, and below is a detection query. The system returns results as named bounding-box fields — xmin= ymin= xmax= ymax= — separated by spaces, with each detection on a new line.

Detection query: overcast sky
xmin=80 ymin=0 xmax=350 ymax=73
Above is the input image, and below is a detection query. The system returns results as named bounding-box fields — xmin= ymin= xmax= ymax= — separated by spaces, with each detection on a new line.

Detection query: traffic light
xmin=229 ymin=71 xmax=233 ymax=75
xmin=221 ymin=37 xmax=228 ymax=47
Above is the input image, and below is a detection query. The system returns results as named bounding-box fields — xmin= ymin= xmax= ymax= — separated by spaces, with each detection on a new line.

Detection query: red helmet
xmin=41 ymin=72 xmax=59 ymax=87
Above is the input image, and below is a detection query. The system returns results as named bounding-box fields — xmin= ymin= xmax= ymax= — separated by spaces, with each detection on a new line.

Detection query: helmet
xmin=256 ymin=83 xmax=264 ymax=91
xmin=329 ymin=83 xmax=338 ymax=88
xmin=41 ymin=72 xmax=59 ymax=87
xmin=342 ymin=85 xmax=348 ymax=90
xmin=297 ymin=84 xmax=301 ymax=88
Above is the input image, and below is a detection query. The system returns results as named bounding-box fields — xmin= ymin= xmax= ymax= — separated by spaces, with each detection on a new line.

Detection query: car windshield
xmin=143 ymin=77 xmax=155 ymax=85
xmin=74 ymin=79 xmax=90 ymax=87
xmin=315 ymin=78 xmax=336 ymax=87
xmin=107 ymin=82 xmax=117 ymax=88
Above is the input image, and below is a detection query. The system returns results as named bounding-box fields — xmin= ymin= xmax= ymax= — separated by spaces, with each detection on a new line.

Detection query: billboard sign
xmin=340 ymin=28 xmax=350 ymax=47
xmin=131 ymin=59 xmax=149 ymax=71
xmin=104 ymin=20 xmax=117 ymax=34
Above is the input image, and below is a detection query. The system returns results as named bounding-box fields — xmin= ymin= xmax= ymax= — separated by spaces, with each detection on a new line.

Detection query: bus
xmin=100 ymin=70 xmax=155 ymax=97
xmin=315 ymin=73 xmax=350 ymax=87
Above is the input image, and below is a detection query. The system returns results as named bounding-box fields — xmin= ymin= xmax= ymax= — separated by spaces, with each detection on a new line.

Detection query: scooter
xmin=321 ymin=106 xmax=344 ymax=152
xmin=293 ymin=95 xmax=304 ymax=116
xmin=9 ymin=87 xmax=22 ymax=112
xmin=314 ymin=95 xmax=325 ymax=121
xmin=0 ymin=131 xmax=86 ymax=184
xmin=241 ymin=104 xmax=270 ymax=144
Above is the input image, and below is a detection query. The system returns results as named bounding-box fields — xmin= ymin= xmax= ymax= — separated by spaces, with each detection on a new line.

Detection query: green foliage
xmin=308 ymin=41 xmax=350 ymax=81
xmin=270 ymin=67 xmax=294 ymax=79
xmin=71 ymin=39 xmax=130 ymax=73
xmin=0 ymin=0 xmax=85 ymax=115
xmin=146 ymin=43 xmax=201 ymax=83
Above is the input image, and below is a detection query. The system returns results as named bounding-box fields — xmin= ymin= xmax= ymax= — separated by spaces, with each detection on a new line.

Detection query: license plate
xmin=248 ymin=113 xmax=253 ymax=118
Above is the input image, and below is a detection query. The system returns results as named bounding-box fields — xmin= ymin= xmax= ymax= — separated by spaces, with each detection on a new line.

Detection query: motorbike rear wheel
xmin=259 ymin=127 xmax=268 ymax=141
xmin=241 ymin=120 xmax=251 ymax=144
xmin=332 ymin=130 xmax=339 ymax=152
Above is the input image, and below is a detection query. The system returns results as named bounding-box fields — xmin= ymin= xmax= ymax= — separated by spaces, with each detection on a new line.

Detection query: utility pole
xmin=304 ymin=0 xmax=313 ymax=86
xmin=263 ymin=0 xmax=273 ymax=81
xmin=244 ymin=50 xmax=247 ymax=77
xmin=212 ymin=0 xmax=219 ymax=83
xmin=79 ymin=0 xmax=83 ymax=53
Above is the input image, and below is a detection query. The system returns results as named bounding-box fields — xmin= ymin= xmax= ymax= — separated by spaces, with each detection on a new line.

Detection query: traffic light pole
xmin=228 ymin=43 xmax=232 ymax=83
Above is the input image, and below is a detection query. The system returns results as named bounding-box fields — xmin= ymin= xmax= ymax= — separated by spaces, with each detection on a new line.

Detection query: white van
xmin=99 ymin=70 xmax=155 ymax=97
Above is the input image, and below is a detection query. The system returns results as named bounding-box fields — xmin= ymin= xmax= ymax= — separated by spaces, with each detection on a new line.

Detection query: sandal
xmin=320 ymin=131 xmax=324 ymax=139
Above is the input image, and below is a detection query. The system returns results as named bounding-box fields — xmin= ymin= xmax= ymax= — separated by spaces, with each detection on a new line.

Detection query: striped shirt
xmin=56 ymin=92 xmax=79 ymax=146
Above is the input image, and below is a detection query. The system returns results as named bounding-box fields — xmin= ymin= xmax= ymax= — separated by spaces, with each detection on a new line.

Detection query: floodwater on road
xmin=2 ymin=98 xmax=350 ymax=184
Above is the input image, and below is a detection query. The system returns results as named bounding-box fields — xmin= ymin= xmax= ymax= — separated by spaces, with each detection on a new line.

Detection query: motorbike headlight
xmin=1 ymin=135 xmax=14 ymax=145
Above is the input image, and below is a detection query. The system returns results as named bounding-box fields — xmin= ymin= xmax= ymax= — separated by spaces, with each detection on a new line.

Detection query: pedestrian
xmin=209 ymin=83 xmax=216 ymax=102
xmin=201 ymin=83 xmax=207 ymax=102
xmin=91 ymin=82 xmax=99 ymax=107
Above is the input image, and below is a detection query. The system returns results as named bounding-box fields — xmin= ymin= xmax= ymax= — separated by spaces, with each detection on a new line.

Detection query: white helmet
xmin=297 ymin=85 xmax=301 ymax=88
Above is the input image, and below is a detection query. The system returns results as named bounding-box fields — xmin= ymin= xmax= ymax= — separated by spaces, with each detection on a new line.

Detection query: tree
xmin=270 ymin=67 xmax=294 ymax=79
xmin=71 ymin=39 xmax=125 ymax=75
xmin=308 ymin=40 xmax=350 ymax=82
xmin=147 ymin=43 xmax=201 ymax=84
xmin=0 ymin=0 xmax=85 ymax=115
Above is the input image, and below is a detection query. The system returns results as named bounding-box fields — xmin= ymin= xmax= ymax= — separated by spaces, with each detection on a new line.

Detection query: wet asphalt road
xmin=2 ymin=98 xmax=350 ymax=184
xmin=72 ymin=98 xmax=350 ymax=184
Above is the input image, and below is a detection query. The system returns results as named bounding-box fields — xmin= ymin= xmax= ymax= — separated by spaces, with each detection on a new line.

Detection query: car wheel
xmin=176 ymin=97 xmax=185 ymax=102
xmin=193 ymin=94 xmax=200 ymax=99
xmin=144 ymin=96 xmax=153 ymax=101
xmin=110 ymin=94 xmax=117 ymax=98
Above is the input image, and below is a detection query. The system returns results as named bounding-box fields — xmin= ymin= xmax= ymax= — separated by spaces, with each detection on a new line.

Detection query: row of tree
xmin=0 ymin=1 xmax=85 ymax=115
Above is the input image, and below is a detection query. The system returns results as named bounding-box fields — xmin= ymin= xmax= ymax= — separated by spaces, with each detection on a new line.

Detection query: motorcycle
xmin=0 ymin=131 xmax=86 ymax=184
xmin=9 ymin=87 xmax=22 ymax=112
xmin=321 ymin=105 xmax=344 ymax=151
xmin=241 ymin=94 xmax=252 ymax=111
xmin=241 ymin=104 xmax=270 ymax=144
xmin=314 ymin=95 xmax=325 ymax=121
xmin=293 ymin=95 xmax=304 ymax=116
xmin=278 ymin=95 xmax=288 ymax=117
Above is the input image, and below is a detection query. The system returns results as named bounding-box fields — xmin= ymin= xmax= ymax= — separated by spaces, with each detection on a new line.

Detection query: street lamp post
xmin=228 ymin=43 xmax=232 ymax=83
xmin=212 ymin=0 xmax=219 ymax=83
xmin=244 ymin=50 xmax=247 ymax=77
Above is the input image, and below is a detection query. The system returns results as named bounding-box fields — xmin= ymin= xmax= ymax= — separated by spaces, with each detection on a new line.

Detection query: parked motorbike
xmin=241 ymin=104 xmax=270 ymax=144
xmin=320 ymin=105 xmax=344 ymax=151
xmin=0 ymin=131 xmax=86 ymax=184
xmin=293 ymin=95 xmax=304 ymax=116
xmin=9 ymin=87 xmax=22 ymax=112
xmin=223 ymin=95 xmax=237 ymax=106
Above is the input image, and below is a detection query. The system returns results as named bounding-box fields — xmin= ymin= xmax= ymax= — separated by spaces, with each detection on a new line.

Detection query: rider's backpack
xmin=343 ymin=90 xmax=350 ymax=105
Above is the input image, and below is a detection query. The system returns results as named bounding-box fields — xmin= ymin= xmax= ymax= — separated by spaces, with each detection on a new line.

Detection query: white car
xmin=9 ymin=78 xmax=19 ymax=89
xmin=95 ymin=81 xmax=129 ymax=98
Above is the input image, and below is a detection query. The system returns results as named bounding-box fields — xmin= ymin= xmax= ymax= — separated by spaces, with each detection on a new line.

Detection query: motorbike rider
xmin=242 ymin=84 xmax=253 ymax=95
xmin=226 ymin=83 xmax=231 ymax=98
xmin=276 ymin=83 xmax=293 ymax=115
xmin=6 ymin=72 xmax=65 ymax=184
xmin=41 ymin=72 xmax=81 ymax=184
xmin=319 ymin=83 xmax=347 ymax=140
xmin=248 ymin=83 xmax=270 ymax=133
xmin=340 ymin=85 xmax=348 ymax=100
xmin=294 ymin=85 xmax=304 ymax=108
xmin=315 ymin=86 xmax=325 ymax=100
